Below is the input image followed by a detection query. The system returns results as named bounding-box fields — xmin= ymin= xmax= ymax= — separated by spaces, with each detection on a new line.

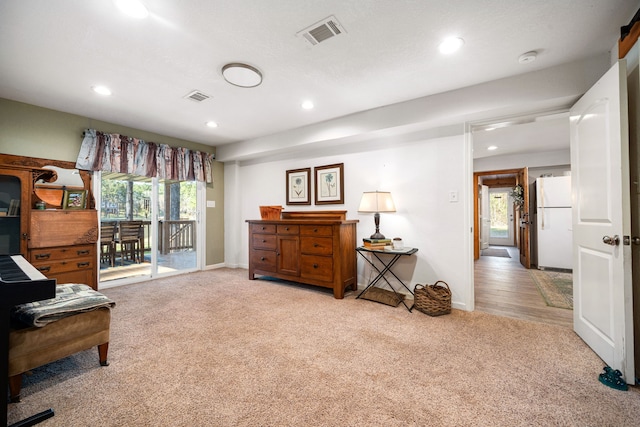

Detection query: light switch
xmin=206 ymin=200 xmax=216 ymax=208
xmin=449 ymin=191 xmax=458 ymax=203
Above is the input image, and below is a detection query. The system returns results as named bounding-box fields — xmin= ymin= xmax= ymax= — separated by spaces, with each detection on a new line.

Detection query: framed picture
xmin=62 ymin=189 xmax=87 ymax=209
xmin=286 ymin=168 xmax=311 ymax=205
xmin=314 ymin=163 xmax=344 ymax=205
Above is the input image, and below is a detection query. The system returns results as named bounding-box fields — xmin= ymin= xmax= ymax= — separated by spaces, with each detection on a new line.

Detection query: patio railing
xmin=159 ymin=220 xmax=196 ymax=254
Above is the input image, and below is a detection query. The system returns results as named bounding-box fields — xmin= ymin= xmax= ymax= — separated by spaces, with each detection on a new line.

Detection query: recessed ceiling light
xmin=114 ymin=0 xmax=149 ymax=19
xmin=92 ymin=85 xmax=112 ymax=96
xmin=301 ymin=100 xmax=314 ymax=110
xmin=439 ymin=37 xmax=464 ymax=54
xmin=222 ymin=63 xmax=263 ymax=88
xmin=487 ymin=145 xmax=498 ymax=151
xmin=205 ymin=121 xmax=218 ymax=128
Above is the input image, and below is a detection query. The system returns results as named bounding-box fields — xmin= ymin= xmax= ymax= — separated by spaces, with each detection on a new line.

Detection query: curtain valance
xmin=75 ymin=129 xmax=215 ymax=183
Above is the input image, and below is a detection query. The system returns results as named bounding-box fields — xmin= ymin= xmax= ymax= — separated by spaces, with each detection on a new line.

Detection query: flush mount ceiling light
xmin=222 ymin=63 xmax=263 ymax=88
xmin=487 ymin=145 xmax=498 ymax=151
xmin=114 ymin=0 xmax=149 ymax=19
xmin=301 ymin=100 xmax=314 ymax=110
xmin=438 ymin=36 xmax=464 ymax=54
xmin=518 ymin=51 xmax=537 ymax=64
xmin=92 ymin=85 xmax=112 ymax=96
xmin=205 ymin=121 xmax=218 ymax=128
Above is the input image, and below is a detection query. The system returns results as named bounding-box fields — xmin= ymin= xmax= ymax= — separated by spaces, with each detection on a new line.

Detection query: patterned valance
xmin=75 ymin=129 xmax=215 ymax=183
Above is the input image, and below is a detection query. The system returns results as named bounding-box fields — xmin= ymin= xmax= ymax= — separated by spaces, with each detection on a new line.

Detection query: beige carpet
xmin=8 ymin=268 xmax=639 ymax=426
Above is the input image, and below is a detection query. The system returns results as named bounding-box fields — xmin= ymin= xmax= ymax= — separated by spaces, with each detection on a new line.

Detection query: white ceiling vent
xmin=184 ymin=90 xmax=210 ymax=102
xmin=297 ymin=15 xmax=345 ymax=46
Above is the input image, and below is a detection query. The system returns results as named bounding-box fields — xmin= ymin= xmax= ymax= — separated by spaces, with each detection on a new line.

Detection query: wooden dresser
xmin=247 ymin=210 xmax=358 ymax=299
xmin=0 ymin=154 xmax=98 ymax=289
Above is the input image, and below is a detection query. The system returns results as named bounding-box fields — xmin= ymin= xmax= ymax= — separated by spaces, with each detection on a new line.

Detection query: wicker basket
xmin=259 ymin=205 xmax=283 ymax=220
xmin=411 ymin=281 xmax=451 ymax=316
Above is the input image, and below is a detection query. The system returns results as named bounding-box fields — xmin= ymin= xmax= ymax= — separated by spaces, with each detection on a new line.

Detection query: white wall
xmin=224 ymin=131 xmax=473 ymax=310
xmin=221 ymin=54 xmax=613 ymax=313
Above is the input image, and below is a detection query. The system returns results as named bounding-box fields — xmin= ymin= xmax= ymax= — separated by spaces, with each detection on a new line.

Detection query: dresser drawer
xmin=301 ymin=255 xmax=333 ymax=282
xmin=300 ymin=237 xmax=333 ymax=255
xmin=31 ymin=257 xmax=94 ymax=276
xmin=252 ymin=234 xmax=276 ymax=250
xmin=250 ymin=249 xmax=277 ymax=272
xmin=251 ymin=224 xmax=276 ymax=234
xmin=300 ymin=225 xmax=333 ymax=236
xmin=50 ymin=269 xmax=95 ymax=287
xmin=30 ymin=245 xmax=95 ymax=262
xmin=277 ymin=224 xmax=299 ymax=235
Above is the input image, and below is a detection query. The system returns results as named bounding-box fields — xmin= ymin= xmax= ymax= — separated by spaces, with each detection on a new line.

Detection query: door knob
xmin=602 ymin=235 xmax=620 ymax=246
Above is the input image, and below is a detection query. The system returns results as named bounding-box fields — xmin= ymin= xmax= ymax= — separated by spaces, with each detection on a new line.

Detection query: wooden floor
xmin=474 ymin=246 xmax=573 ymax=328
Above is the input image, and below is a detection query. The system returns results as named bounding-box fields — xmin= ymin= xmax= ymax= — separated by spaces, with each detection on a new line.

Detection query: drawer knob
xmin=77 ymin=262 xmax=90 ymax=268
xmin=314 ymin=244 xmax=319 ymax=247
xmin=35 ymin=253 xmax=51 ymax=260
xmin=314 ymin=228 xmax=318 ymax=232
xmin=261 ymin=257 xmax=265 ymax=261
xmin=313 ymin=263 xmax=318 ymax=268
xmin=285 ymin=227 xmax=289 ymax=230
xmin=261 ymin=226 xmax=266 ymax=230
xmin=262 ymin=239 xmax=266 ymax=243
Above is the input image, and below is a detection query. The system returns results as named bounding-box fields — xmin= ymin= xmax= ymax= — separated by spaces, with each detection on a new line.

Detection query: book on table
xmin=362 ymin=238 xmax=391 ymax=250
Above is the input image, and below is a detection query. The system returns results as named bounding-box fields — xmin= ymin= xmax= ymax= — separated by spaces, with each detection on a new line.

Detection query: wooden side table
xmin=356 ymin=246 xmax=418 ymax=311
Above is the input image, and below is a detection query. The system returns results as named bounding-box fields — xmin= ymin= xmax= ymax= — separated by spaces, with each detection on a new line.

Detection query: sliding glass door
xmin=156 ymin=179 xmax=197 ymax=274
xmin=99 ymin=172 xmax=200 ymax=284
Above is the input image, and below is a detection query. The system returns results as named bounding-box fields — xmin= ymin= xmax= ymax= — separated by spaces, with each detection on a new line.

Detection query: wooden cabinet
xmin=247 ymin=211 xmax=358 ymax=299
xmin=0 ymin=154 xmax=98 ymax=289
xmin=0 ymin=169 xmax=31 ymax=256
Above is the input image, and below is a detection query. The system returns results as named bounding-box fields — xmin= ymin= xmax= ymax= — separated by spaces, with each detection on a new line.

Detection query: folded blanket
xmin=11 ymin=283 xmax=115 ymax=327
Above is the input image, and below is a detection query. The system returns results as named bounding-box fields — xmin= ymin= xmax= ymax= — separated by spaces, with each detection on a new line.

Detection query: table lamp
xmin=358 ymin=191 xmax=396 ymax=239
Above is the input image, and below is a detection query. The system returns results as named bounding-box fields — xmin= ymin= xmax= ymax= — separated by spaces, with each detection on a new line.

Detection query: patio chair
xmin=100 ymin=222 xmax=117 ymax=267
xmin=117 ymin=221 xmax=144 ymax=264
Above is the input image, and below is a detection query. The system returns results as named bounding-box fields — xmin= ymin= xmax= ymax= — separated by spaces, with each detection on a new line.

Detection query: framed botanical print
xmin=314 ymin=163 xmax=344 ymax=205
xmin=286 ymin=168 xmax=311 ymax=205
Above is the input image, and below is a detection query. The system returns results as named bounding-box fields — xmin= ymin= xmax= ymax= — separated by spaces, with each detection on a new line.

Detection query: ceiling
xmin=0 ymin=1 xmax=637 ymax=158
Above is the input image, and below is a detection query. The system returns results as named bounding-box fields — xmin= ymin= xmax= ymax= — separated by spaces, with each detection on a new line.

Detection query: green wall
xmin=0 ymin=98 xmax=224 ymax=266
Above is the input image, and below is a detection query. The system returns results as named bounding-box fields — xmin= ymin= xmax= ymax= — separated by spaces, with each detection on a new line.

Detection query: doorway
xmin=473 ymin=169 xmax=528 ymax=263
xmin=472 ymin=168 xmax=565 ymax=324
xmin=488 ymin=188 xmax=514 ymax=246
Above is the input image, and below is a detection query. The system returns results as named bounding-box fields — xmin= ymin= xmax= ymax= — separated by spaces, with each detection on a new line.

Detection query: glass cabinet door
xmin=0 ymin=169 xmax=30 ymax=256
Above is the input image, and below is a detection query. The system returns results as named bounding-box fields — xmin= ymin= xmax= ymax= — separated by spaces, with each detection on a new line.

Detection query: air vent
xmin=297 ymin=15 xmax=345 ymax=46
xmin=184 ymin=90 xmax=210 ymax=102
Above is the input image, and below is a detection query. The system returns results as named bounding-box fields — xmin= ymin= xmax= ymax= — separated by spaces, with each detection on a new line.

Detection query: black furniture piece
xmin=356 ymin=246 xmax=418 ymax=312
xmin=1 ymin=255 xmax=56 ymax=427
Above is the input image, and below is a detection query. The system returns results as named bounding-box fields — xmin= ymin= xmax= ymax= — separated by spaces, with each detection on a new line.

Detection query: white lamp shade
xmin=358 ymin=191 xmax=396 ymax=213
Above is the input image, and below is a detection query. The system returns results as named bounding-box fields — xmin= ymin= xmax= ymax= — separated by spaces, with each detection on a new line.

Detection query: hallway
xmin=474 ymin=245 xmax=573 ymax=328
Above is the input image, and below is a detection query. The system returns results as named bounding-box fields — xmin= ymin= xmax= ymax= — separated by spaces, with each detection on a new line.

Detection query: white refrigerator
xmin=536 ymin=176 xmax=572 ymax=270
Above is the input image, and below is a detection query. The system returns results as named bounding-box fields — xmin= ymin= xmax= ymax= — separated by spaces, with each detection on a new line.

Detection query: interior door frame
xmin=473 ymin=168 xmax=530 ymax=269
xmin=487 ymin=187 xmax=515 ymax=246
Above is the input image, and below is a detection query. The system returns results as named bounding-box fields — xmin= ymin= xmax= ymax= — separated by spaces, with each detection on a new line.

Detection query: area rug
xmin=481 ymin=248 xmax=511 ymax=258
xmin=529 ymin=269 xmax=573 ymax=310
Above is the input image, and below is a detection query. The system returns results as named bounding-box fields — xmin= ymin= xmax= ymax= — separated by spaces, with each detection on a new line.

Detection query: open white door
xmin=481 ymin=185 xmax=489 ymax=249
xmin=570 ymin=60 xmax=635 ymax=383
